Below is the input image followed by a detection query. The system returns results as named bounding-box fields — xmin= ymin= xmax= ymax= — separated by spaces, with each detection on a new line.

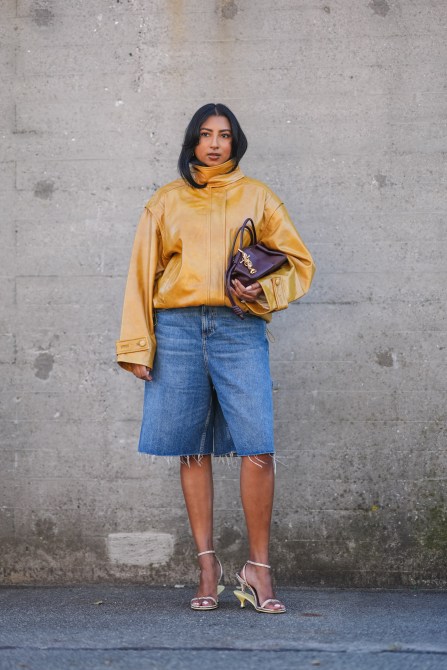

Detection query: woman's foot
xmin=191 ymin=551 xmax=223 ymax=609
xmin=196 ymin=552 xmax=221 ymax=598
xmin=239 ymin=561 xmax=285 ymax=612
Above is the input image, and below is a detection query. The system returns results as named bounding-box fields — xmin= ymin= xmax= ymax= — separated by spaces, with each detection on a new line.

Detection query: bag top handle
xmin=230 ymin=218 xmax=257 ymax=260
xmin=226 ymin=218 xmax=257 ymax=319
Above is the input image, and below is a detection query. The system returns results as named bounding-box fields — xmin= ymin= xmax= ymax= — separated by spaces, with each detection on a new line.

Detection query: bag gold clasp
xmin=238 ymin=248 xmax=257 ymax=274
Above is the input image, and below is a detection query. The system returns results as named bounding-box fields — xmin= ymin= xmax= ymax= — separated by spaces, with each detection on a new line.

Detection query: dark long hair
xmin=178 ymin=103 xmax=248 ymax=189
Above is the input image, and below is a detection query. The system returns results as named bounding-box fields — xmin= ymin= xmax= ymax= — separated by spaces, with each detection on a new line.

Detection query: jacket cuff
xmin=253 ymin=275 xmax=289 ymax=312
xmin=115 ymin=336 xmax=156 ymax=371
xmin=245 ymin=294 xmax=270 ymax=316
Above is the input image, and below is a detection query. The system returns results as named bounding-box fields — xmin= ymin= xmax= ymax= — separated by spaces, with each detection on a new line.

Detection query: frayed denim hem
xmin=139 ymin=451 xmax=278 ymax=472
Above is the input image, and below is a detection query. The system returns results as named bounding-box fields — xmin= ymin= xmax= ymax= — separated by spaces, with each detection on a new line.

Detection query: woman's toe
xmin=266 ymin=600 xmax=285 ymax=611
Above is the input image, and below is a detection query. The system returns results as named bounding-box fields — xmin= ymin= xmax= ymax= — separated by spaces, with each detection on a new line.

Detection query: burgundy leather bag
xmin=225 ymin=218 xmax=288 ymax=318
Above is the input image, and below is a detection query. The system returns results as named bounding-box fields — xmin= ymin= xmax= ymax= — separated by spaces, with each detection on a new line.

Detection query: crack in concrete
xmin=1 ymin=645 xmax=446 ymax=655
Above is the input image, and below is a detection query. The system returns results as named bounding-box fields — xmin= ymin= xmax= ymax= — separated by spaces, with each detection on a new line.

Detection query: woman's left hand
xmin=231 ymin=278 xmax=265 ymax=303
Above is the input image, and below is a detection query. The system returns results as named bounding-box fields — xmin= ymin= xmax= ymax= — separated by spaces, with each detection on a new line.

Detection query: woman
xmin=116 ymin=103 xmax=315 ymax=613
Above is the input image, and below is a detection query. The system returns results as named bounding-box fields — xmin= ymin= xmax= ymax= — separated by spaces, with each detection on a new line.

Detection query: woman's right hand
xmin=130 ymin=364 xmax=152 ymax=381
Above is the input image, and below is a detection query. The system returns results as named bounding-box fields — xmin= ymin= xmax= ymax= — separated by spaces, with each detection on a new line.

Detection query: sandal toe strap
xmin=191 ymin=596 xmax=217 ymax=606
xmin=260 ymin=598 xmax=284 ymax=609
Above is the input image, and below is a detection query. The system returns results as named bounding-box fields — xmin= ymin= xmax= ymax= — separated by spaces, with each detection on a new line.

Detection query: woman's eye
xmin=222 ymin=133 xmax=231 ymax=139
xmin=200 ymin=132 xmax=209 ymax=137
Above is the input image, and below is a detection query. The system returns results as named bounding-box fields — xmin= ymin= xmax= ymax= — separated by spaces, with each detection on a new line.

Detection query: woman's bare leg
xmin=180 ymin=455 xmax=220 ymax=598
xmin=240 ymin=455 xmax=284 ymax=610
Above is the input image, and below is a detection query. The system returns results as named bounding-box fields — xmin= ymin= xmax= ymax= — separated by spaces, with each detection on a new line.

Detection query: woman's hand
xmin=130 ymin=364 xmax=152 ymax=381
xmin=230 ymin=278 xmax=265 ymax=303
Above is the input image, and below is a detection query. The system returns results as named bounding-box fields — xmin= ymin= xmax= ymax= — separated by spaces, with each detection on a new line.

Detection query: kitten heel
xmin=234 ymin=589 xmax=247 ymax=608
xmin=233 ymin=560 xmax=286 ymax=613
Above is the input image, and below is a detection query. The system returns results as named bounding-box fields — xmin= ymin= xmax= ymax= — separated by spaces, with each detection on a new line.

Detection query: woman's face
xmin=194 ymin=115 xmax=233 ymax=166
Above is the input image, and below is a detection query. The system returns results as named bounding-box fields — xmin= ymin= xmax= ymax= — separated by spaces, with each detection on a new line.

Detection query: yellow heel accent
xmin=234 ymin=589 xmax=258 ymax=610
xmin=234 ymin=589 xmax=246 ymax=608
xmin=234 ymin=562 xmax=287 ymax=613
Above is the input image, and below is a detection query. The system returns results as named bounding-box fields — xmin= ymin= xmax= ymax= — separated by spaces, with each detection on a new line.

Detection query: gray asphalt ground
xmin=0 ymin=586 xmax=446 ymax=670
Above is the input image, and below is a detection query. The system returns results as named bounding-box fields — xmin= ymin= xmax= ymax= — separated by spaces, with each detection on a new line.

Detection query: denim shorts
xmin=137 ymin=306 xmax=274 ymax=458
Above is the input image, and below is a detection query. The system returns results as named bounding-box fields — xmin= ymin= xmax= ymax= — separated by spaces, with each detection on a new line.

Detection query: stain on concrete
xmin=13 ymin=129 xmax=38 ymax=136
xmin=420 ymin=506 xmax=447 ymax=551
xmin=375 ymin=349 xmax=397 ymax=368
xmin=34 ymin=352 xmax=54 ymax=379
xmin=107 ymin=531 xmax=175 ymax=566
xmin=373 ymin=173 xmax=397 ymax=189
xmin=221 ymin=0 xmax=238 ymax=19
xmin=218 ymin=524 xmax=243 ymax=552
xmin=34 ymin=517 xmax=56 ymax=542
xmin=31 ymin=2 xmax=55 ymax=26
xmin=368 ymin=0 xmax=390 ymax=17
xmin=323 ymin=5 xmax=331 ymax=13
xmin=373 ymin=173 xmax=388 ymax=188
xmin=34 ymin=179 xmax=55 ymax=199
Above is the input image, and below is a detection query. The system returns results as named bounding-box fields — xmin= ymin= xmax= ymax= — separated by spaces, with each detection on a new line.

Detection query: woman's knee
xmin=243 ymin=454 xmax=275 ymax=470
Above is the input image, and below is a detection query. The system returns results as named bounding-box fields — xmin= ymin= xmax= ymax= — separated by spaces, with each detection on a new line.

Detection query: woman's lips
xmin=208 ymin=154 xmax=221 ymax=159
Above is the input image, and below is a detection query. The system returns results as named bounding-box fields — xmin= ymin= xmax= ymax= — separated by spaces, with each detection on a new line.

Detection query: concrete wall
xmin=1 ymin=0 xmax=446 ymax=586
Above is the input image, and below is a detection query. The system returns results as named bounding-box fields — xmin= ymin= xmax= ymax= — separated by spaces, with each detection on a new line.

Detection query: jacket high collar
xmin=191 ymin=158 xmax=245 ymax=187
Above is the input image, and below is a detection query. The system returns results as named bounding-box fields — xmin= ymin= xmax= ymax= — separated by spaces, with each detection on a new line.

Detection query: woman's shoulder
xmin=241 ymin=175 xmax=284 ymax=209
xmin=143 ymin=178 xmax=185 ymax=211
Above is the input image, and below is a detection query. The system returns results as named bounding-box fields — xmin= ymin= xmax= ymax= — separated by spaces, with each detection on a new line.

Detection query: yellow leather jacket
xmin=116 ymin=159 xmax=315 ymax=372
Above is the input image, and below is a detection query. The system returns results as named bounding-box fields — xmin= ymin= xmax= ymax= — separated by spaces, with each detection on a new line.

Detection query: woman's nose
xmin=210 ymin=135 xmax=219 ymax=148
